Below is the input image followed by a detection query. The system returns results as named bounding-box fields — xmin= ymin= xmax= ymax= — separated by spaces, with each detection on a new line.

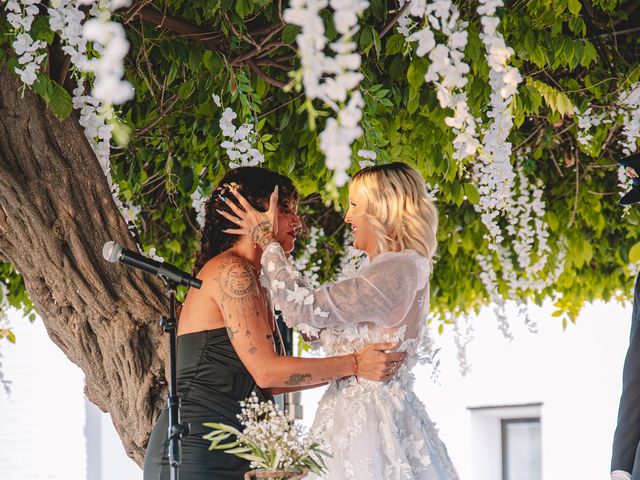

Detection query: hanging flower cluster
xmin=617 ymin=165 xmax=633 ymax=201
xmin=72 ymin=79 xmax=138 ymax=232
xmin=219 ymin=107 xmax=265 ymax=169
xmin=452 ymin=314 xmax=473 ymax=376
xmin=190 ymin=172 xmax=209 ymax=230
xmin=476 ymin=153 xmax=566 ymax=339
xmin=575 ymin=107 xmax=607 ymax=147
xmin=396 ymin=0 xmax=416 ymax=37
xmin=81 ymin=0 xmax=134 ymax=105
xmin=472 ymin=0 xmax=523 ymax=250
xmin=0 ymin=282 xmax=13 ymax=393
xmin=5 ymin=0 xmax=47 ymax=86
xmin=48 ymin=0 xmax=88 ymax=70
xmin=294 ymin=226 xmax=325 ymax=289
xmin=284 ymin=0 xmax=369 ymax=186
xmin=401 ymin=0 xmax=479 ymax=161
xmin=618 ymin=82 xmax=640 ymax=155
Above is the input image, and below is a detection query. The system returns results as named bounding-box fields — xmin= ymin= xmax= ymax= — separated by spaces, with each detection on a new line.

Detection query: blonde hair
xmin=351 ymin=162 xmax=438 ymax=261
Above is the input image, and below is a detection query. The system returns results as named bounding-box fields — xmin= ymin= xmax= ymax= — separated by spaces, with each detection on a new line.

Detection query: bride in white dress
xmin=221 ymin=162 xmax=459 ymax=480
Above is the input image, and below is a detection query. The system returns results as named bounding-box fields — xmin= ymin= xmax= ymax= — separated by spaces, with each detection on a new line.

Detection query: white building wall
xmin=0 ymin=310 xmax=141 ymax=480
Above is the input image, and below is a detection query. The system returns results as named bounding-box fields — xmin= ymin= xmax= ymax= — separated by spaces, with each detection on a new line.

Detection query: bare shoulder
xmin=200 ymin=252 xmax=259 ymax=299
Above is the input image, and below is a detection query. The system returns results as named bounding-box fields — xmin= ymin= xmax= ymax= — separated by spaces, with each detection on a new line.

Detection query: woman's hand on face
xmin=218 ymin=186 xmax=279 ymax=248
xmin=355 ymin=342 xmax=407 ymax=382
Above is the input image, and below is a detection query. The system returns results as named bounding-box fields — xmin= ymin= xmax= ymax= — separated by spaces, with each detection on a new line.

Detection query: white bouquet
xmin=204 ymin=392 xmax=329 ymax=479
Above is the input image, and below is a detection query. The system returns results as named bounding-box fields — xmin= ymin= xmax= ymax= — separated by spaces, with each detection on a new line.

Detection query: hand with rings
xmin=354 ymin=342 xmax=407 ymax=382
xmin=216 ymin=186 xmax=279 ymax=249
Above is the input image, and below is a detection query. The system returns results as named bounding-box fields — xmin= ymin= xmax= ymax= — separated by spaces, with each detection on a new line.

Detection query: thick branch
xmin=248 ymin=59 xmax=287 ymax=88
xmin=128 ymin=5 xmax=229 ymax=52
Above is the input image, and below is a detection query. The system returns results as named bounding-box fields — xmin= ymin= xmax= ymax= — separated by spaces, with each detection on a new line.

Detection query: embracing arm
xmin=267 ymin=384 xmax=329 ymax=395
xmin=261 ymin=243 xmax=425 ymax=332
xmin=213 ymin=256 xmax=402 ymax=388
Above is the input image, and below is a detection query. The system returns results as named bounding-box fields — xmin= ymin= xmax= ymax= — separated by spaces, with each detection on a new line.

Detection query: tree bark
xmin=0 ymin=64 xmax=168 ymax=467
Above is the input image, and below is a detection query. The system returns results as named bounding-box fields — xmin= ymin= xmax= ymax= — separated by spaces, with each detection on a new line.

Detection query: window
xmin=502 ymin=418 xmax=542 ymax=480
xmin=468 ymin=403 xmax=543 ymax=480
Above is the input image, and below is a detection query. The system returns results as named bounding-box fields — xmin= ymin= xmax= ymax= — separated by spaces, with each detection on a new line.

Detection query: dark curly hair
xmin=193 ymin=167 xmax=298 ymax=275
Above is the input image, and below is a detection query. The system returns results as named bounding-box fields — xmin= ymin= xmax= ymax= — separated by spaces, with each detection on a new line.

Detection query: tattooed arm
xmin=212 ymin=254 xmax=405 ymax=387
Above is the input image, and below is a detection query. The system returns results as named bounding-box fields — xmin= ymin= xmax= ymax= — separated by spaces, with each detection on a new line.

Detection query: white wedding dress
xmin=260 ymin=243 xmax=459 ymax=480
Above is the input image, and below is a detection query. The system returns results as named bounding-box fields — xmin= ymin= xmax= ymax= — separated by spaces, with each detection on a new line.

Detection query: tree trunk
xmin=0 ymin=64 xmax=168 ymax=467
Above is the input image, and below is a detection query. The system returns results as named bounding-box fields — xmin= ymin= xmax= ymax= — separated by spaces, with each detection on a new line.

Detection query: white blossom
xmin=402 ymin=0 xmax=478 ymax=161
xmin=218 ymin=106 xmax=265 ymax=169
xmin=82 ymin=18 xmax=134 ymax=104
xmin=618 ymin=82 xmax=640 ymax=155
xmin=207 ymin=392 xmax=328 ymax=473
xmin=7 ymin=1 xmax=47 ymax=86
xmin=285 ymin=0 xmax=368 ymax=186
xmin=294 ymin=226 xmax=325 ymax=288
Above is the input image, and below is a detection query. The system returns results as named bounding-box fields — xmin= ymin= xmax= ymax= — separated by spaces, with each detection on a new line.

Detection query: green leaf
xmin=33 ymin=75 xmax=72 ymax=120
xmin=235 ymin=0 xmax=254 ymax=17
xmin=281 ymin=25 xmax=300 ymax=44
xmin=50 ymin=82 xmax=73 ymax=120
xmin=524 ymin=30 xmax=536 ymax=53
xmin=464 ymin=183 xmax=480 ymax=205
xmin=581 ymin=40 xmax=598 ymax=67
xmin=373 ymin=30 xmax=382 ymax=58
xmin=359 ymin=26 xmax=374 ymax=54
xmin=567 ymin=0 xmax=582 ymax=16
xmin=527 ymin=78 xmax=574 ymax=117
xmin=203 ymin=51 xmax=224 ymax=76
xmin=31 ymin=16 xmax=55 ymax=43
xmin=385 ymin=33 xmax=406 ymax=56
xmin=178 ymin=80 xmax=195 ymax=100
xmin=629 ymin=242 xmax=640 ymax=263
xmin=529 ymin=45 xmax=547 ymax=68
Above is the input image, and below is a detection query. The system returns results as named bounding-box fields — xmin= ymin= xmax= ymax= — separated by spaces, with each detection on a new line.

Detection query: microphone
xmin=102 ymin=241 xmax=202 ymax=289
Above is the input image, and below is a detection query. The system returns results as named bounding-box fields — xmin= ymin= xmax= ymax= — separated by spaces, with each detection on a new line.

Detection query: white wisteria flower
xmin=618 ymin=82 xmax=640 ymax=156
xmin=285 ymin=0 xmax=369 ymax=186
xmin=7 ymin=0 xmax=47 ymax=86
xmin=218 ymin=107 xmax=265 ymax=169
xmin=294 ymin=226 xmax=325 ymax=288
xmin=402 ymin=0 xmax=479 ymax=161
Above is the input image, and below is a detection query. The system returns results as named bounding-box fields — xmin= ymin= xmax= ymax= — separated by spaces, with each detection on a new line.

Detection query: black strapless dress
xmin=143 ymin=327 xmax=266 ymax=480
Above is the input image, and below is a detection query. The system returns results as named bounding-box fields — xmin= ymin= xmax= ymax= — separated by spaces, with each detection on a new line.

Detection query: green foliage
xmin=0 ymin=0 xmax=639 ymax=335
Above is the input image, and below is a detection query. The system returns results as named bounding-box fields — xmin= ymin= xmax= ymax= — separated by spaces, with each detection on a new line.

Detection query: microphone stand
xmin=160 ymin=278 xmax=189 ymax=480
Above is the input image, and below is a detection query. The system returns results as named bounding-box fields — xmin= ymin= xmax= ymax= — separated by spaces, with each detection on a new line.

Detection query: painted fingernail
xmin=220 ymin=195 xmax=227 ymax=202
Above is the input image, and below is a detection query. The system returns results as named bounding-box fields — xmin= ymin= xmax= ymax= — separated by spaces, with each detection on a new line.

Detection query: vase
xmin=244 ymin=469 xmax=309 ymax=480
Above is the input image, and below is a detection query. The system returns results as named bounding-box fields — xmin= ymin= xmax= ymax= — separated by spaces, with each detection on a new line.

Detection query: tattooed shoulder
xmin=218 ymin=256 xmax=257 ymax=299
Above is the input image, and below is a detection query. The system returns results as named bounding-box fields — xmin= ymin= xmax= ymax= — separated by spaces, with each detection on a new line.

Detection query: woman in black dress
xmin=143 ymin=167 xmax=405 ymax=480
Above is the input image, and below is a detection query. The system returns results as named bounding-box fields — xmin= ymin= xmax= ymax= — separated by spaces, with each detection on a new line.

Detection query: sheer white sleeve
xmin=261 ymin=242 xmax=430 ymax=331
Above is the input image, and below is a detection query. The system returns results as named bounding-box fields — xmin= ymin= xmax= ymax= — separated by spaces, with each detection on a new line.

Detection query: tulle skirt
xmin=307 ymin=377 xmax=459 ymax=480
